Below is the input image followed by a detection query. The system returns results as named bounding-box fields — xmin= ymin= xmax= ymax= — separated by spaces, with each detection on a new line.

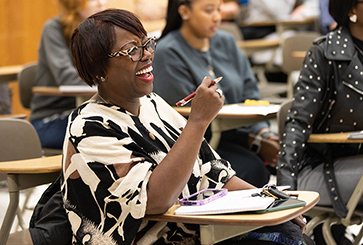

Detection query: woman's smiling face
xmin=105 ymin=27 xmax=154 ymax=101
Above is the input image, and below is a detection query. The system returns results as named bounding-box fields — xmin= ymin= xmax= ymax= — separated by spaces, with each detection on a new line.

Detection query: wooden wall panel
xmin=0 ymin=0 xmax=58 ymax=116
xmin=0 ymin=0 xmax=166 ymax=116
xmin=0 ymin=0 xmax=58 ymax=66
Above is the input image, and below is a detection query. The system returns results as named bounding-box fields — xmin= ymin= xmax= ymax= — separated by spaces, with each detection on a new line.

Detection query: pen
xmin=176 ymin=76 xmax=223 ymax=107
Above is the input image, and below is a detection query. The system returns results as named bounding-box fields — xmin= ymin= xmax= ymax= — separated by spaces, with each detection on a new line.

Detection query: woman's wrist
xmin=260 ymin=131 xmax=278 ymax=139
xmin=249 ymin=135 xmax=262 ymax=153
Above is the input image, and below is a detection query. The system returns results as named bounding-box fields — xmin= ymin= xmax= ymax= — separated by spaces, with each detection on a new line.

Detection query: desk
xmin=32 ymin=86 xmax=96 ymax=106
xmin=308 ymin=132 xmax=363 ymax=143
xmin=0 ymin=155 xmax=62 ymax=245
xmin=241 ymin=16 xmax=317 ymax=39
xmin=0 ymin=114 xmax=27 ymax=120
xmin=173 ymin=103 xmax=279 ymax=149
xmin=0 ymin=65 xmax=22 ymax=84
xmin=145 ymin=191 xmax=319 ymax=245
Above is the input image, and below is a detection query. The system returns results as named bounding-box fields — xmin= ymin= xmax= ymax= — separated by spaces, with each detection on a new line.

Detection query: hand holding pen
xmin=176 ymin=76 xmax=223 ymax=106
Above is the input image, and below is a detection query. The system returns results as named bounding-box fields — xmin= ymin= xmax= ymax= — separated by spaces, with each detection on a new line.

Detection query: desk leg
xmin=0 ymin=174 xmax=19 ymax=245
xmin=200 ymin=224 xmax=262 ymax=245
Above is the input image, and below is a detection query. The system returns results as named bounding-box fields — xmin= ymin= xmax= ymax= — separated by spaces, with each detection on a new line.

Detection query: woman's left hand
xmin=259 ymin=134 xmax=279 ymax=167
xmin=292 ymin=215 xmax=307 ymax=232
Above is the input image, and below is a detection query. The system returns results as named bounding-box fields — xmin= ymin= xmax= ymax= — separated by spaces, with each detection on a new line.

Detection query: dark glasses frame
xmin=108 ymin=37 xmax=156 ymax=62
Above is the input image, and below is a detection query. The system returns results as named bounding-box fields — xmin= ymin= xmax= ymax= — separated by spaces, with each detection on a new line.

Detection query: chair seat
xmin=7 ymin=229 xmax=32 ymax=245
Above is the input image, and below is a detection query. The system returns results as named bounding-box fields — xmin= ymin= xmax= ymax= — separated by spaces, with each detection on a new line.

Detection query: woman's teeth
xmin=136 ymin=66 xmax=153 ymax=75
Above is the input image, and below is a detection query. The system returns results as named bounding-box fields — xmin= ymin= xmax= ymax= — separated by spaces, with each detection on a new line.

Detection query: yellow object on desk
xmin=244 ymin=99 xmax=270 ymax=106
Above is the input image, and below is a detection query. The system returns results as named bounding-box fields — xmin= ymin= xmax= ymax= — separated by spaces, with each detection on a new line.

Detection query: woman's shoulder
xmin=311 ymin=27 xmax=355 ymax=60
xmin=41 ymin=17 xmax=64 ymax=40
xmin=42 ymin=17 xmax=62 ymax=31
xmin=212 ymin=30 xmax=235 ymax=43
xmin=156 ymin=31 xmax=182 ymax=50
xmin=210 ymin=30 xmax=239 ymax=53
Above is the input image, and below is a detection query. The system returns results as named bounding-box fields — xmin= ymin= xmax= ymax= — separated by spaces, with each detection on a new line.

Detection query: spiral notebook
xmin=175 ymin=189 xmax=275 ymax=215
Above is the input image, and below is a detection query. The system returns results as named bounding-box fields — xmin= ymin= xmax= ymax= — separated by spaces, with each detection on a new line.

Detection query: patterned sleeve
xmin=62 ymin=94 xmax=235 ymax=244
xmin=277 ymin=43 xmax=329 ymax=189
xmin=62 ymin=103 xmax=158 ymax=244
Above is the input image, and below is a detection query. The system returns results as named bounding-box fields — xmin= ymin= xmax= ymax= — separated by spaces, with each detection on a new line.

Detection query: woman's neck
xmin=180 ymin=25 xmax=210 ymax=51
xmin=350 ymin=23 xmax=363 ymax=41
xmin=96 ymin=90 xmax=141 ymax=117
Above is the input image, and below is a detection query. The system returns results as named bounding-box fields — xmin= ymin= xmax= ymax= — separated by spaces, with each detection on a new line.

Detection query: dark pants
xmin=31 ymin=115 xmax=69 ymax=149
xmin=215 ymin=130 xmax=271 ymax=188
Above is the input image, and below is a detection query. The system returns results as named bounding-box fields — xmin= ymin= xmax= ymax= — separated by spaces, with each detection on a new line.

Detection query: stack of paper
xmin=348 ymin=131 xmax=363 ymax=139
xmin=219 ymin=104 xmax=280 ymax=116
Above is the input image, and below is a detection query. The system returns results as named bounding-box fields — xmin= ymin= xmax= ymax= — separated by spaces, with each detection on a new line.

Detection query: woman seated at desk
xmin=152 ymin=0 xmax=280 ymax=188
xmin=29 ymin=0 xmax=107 ymax=149
xmin=277 ymin=0 xmax=363 ymax=243
xmin=30 ymin=8 xmax=311 ymax=245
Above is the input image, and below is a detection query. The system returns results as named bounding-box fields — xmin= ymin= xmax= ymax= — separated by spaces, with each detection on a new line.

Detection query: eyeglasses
xmin=108 ymin=37 xmax=157 ymax=62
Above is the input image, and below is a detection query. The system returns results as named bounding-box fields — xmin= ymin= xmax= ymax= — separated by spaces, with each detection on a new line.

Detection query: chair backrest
xmin=17 ymin=62 xmax=37 ymax=109
xmin=219 ymin=22 xmax=244 ymax=42
xmin=276 ymin=99 xmax=293 ymax=139
xmin=281 ymin=32 xmax=321 ymax=74
xmin=0 ymin=118 xmax=43 ymax=162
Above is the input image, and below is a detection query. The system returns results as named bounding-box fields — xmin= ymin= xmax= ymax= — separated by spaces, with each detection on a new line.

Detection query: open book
xmin=59 ymin=85 xmax=97 ymax=93
xmin=175 ymin=189 xmax=275 ymax=215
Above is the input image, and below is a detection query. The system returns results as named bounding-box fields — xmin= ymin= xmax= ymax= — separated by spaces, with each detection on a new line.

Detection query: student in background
xmin=29 ymin=0 xmax=107 ymax=149
xmin=153 ymin=0 xmax=279 ymax=187
xmin=239 ymin=0 xmax=319 ymax=40
xmin=277 ymin=0 xmax=363 ymax=243
xmin=319 ymin=0 xmax=337 ymax=34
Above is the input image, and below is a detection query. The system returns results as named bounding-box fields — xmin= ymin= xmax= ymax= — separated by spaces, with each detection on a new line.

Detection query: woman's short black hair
xmin=71 ymin=8 xmax=147 ymax=86
xmin=160 ymin=0 xmax=191 ymax=39
xmin=329 ymin=0 xmax=358 ymax=29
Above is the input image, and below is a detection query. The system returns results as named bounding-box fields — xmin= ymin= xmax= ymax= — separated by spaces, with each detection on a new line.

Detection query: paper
xmin=175 ymin=189 xmax=275 ymax=215
xmin=347 ymin=131 xmax=363 ymax=139
xmin=59 ymin=85 xmax=97 ymax=92
xmin=219 ymin=104 xmax=280 ymax=116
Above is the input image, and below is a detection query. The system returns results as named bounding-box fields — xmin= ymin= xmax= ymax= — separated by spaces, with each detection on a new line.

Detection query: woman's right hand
xmin=188 ymin=77 xmax=224 ymax=128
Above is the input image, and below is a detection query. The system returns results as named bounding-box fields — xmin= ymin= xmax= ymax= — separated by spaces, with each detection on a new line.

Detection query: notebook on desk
xmin=174 ymin=186 xmax=305 ymax=215
xmin=347 ymin=131 xmax=363 ymax=139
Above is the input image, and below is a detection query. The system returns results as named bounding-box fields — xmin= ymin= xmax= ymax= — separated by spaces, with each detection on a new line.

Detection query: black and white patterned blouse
xmin=61 ymin=92 xmax=235 ymax=244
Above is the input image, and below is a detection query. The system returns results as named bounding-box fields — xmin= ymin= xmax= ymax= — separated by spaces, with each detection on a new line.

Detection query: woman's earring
xmin=96 ymin=76 xmax=106 ymax=82
xmin=350 ymin=14 xmax=357 ymax=23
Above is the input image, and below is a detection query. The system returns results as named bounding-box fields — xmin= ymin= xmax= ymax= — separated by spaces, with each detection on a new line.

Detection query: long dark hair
xmin=160 ymin=0 xmax=191 ymax=39
xmin=329 ymin=0 xmax=358 ymax=28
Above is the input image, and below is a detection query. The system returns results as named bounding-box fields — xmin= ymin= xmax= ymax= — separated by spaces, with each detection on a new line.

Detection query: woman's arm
xmin=146 ymin=77 xmax=225 ymax=214
xmin=41 ymin=19 xmax=85 ymax=86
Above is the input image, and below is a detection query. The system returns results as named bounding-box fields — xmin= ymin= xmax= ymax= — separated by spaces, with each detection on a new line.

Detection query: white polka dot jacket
xmin=277 ymin=27 xmax=363 ymax=190
xmin=61 ymin=93 xmax=235 ymax=244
